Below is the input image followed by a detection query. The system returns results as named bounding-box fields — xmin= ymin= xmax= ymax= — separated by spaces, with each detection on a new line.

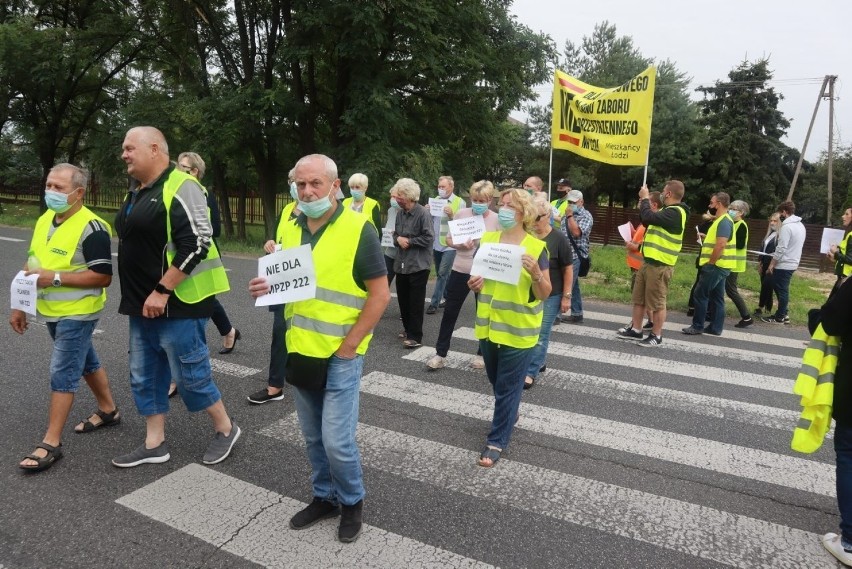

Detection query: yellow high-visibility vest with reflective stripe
xmin=732 ymin=219 xmax=749 ymax=273
xmin=474 ymin=231 xmax=546 ymax=349
xmin=699 ymin=215 xmax=737 ymax=270
xmin=641 ymin=205 xmax=686 ymax=266
xmin=838 ymin=233 xmax=852 ymax=278
xmin=275 ymin=202 xmax=298 ymax=244
xmin=162 ymin=169 xmax=230 ymax=303
xmin=791 ymin=323 xmax=838 ymax=453
xmin=550 ymin=198 xmax=568 ymax=230
xmin=343 ymin=196 xmax=379 ymax=228
xmin=31 ymin=207 xmax=111 ymax=317
xmin=281 ymin=207 xmax=371 ymax=358
xmin=438 ymin=195 xmax=464 ymax=246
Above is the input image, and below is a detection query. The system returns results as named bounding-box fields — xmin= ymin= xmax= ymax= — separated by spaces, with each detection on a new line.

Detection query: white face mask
xmin=438 ymin=188 xmax=450 ymax=199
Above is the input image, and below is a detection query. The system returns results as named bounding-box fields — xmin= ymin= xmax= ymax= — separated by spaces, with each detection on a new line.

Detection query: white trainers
xmin=426 ymin=355 xmax=445 ymax=369
xmin=822 ymin=532 xmax=852 ymax=566
xmin=471 ymin=355 xmax=485 ymax=369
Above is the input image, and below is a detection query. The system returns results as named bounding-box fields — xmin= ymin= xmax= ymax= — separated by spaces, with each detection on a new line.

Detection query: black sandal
xmin=20 ymin=442 xmax=63 ymax=472
xmin=75 ymin=408 xmax=120 ymax=433
xmin=477 ymin=446 xmax=502 ymax=468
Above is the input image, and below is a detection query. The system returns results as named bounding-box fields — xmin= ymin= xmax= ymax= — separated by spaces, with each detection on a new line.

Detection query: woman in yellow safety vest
xmin=467 ymin=188 xmax=552 ymax=467
xmin=343 ymin=172 xmax=381 ymax=233
xmin=828 ymin=207 xmax=852 ymax=298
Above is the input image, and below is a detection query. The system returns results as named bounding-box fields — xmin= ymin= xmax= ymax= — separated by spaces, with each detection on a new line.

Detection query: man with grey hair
xmin=249 ymin=154 xmax=389 ymax=543
xmin=12 ymin=163 xmax=119 ymax=472
xmin=112 ymin=126 xmax=239 ymax=468
xmin=427 ymin=175 xmax=464 ymax=314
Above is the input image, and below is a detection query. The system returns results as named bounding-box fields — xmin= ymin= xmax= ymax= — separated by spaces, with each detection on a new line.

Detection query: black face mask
xmin=556 ymin=187 xmax=568 ymax=194
xmin=708 ymin=207 xmax=717 ymax=216
xmin=779 ymin=214 xmax=787 ymax=222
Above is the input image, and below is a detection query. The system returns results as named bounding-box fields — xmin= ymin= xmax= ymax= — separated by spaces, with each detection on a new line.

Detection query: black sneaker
xmin=734 ymin=318 xmax=754 ymax=328
xmin=247 ymin=387 xmax=284 ymax=405
xmin=438 ymin=299 xmax=447 ymax=309
xmin=752 ymin=308 xmax=764 ymax=317
xmin=290 ymin=497 xmax=340 ymax=530
xmin=681 ymin=326 xmax=703 ymax=336
xmin=564 ymin=314 xmax=583 ymax=324
xmin=426 ymin=305 xmax=437 ymax=315
xmin=112 ymin=442 xmax=170 ymax=468
xmin=616 ymin=327 xmax=643 ymax=340
xmin=761 ymin=314 xmax=790 ymax=324
xmin=639 ymin=334 xmax=662 ymax=347
xmin=338 ymin=500 xmax=364 ymax=543
xmin=642 ymin=320 xmax=654 ymax=330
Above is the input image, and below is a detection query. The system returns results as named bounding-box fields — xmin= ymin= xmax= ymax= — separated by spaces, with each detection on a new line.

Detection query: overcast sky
xmin=510 ymin=0 xmax=845 ymax=161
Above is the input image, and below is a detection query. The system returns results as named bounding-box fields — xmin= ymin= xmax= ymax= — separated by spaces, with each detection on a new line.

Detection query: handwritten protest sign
xmin=10 ymin=270 xmax=38 ymax=315
xmin=448 ymin=215 xmax=486 ymax=242
xmin=821 ymin=228 xmax=846 ymax=254
xmin=428 ymin=198 xmax=448 ymax=217
xmin=381 ymin=228 xmax=394 ymax=247
xmin=471 ymin=243 xmax=523 ymax=285
xmin=255 ymin=244 xmax=316 ymax=307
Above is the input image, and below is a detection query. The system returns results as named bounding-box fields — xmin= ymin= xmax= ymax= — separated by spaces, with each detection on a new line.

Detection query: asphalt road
xmin=0 ymin=223 xmax=842 ymax=568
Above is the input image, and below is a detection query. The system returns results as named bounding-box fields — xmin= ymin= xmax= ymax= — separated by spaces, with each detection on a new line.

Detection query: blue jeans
xmin=836 ymin=422 xmax=852 ymax=545
xmin=771 ymin=269 xmax=794 ymax=318
xmin=479 ymin=340 xmax=534 ymax=450
xmin=430 ymin=249 xmax=456 ymax=308
xmin=293 ymin=355 xmax=365 ymax=506
xmin=570 ymin=256 xmax=583 ymax=315
xmin=526 ymin=295 xmax=561 ymax=379
xmin=46 ymin=319 xmax=101 ymax=393
xmin=691 ymin=264 xmax=730 ymax=334
xmin=128 ymin=316 xmax=221 ymax=415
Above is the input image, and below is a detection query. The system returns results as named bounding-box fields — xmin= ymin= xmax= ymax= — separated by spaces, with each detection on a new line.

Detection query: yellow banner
xmin=550 ymin=66 xmax=656 ymax=166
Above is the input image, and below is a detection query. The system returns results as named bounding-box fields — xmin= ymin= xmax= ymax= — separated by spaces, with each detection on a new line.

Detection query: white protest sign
xmin=471 ymin=243 xmax=524 ymax=285
xmin=10 ymin=270 xmax=38 ymax=315
xmin=448 ymin=215 xmax=486 ymax=242
xmin=381 ymin=228 xmax=394 ymax=248
xmin=617 ymin=221 xmax=633 ymax=243
xmin=821 ymin=228 xmax=846 ymax=254
xmin=255 ymin=244 xmax=316 ymax=307
xmin=428 ymin=197 xmax=448 ymax=217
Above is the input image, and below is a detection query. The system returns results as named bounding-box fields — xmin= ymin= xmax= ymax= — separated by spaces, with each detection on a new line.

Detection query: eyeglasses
xmin=177 ymin=163 xmax=193 ymax=172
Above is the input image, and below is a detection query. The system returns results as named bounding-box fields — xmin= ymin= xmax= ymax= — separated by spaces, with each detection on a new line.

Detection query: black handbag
xmin=565 ymin=229 xmax=591 ymax=277
xmin=285 ymin=352 xmax=330 ymax=391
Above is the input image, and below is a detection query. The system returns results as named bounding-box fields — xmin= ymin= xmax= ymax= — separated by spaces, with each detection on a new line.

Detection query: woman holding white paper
xmin=467 ymin=188 xmax=551 ymax=467
xmin=426 ymin=181 xmax=499 ymax=370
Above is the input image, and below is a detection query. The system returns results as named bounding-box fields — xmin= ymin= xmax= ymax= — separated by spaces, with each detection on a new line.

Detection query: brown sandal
xmin=75 ymin=408 xmax=120 ymax=433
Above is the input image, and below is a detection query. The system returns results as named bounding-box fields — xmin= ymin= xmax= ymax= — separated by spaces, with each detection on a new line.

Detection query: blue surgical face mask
xmin=299 ymin=191 xmax=334 ymax=219
xmin=390 ymin=198 xmax=401 ymax=210
xmin=498 ymin=207 xmax=517 ymax=229
xmin=728 ymin=210 xmax=738 ymax=220
xmin=570 ymin=203 xmax=579 ymax=213
xmin=350 ymin=189 xmax=365 ymax=201
xmin=45 ymin=189 xmax=77 ymax=213
xmin=289 ymin=182 xmax=298 ymax=201
xmin=471 ymin=202 xmax=488 ymax=215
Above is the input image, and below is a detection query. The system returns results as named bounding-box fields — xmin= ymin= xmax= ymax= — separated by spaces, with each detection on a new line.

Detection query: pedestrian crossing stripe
xmin=210 ymin=358 xmax=262 ymax=378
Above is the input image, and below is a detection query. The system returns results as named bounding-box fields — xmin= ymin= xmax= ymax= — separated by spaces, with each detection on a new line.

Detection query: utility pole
xmin=827 ymin=75 xmax=836 ymax=225
xmin=786 ymin=75 xmax=834 ymax=202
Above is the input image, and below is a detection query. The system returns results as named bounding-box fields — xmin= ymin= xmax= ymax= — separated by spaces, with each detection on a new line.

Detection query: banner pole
xmin=548 ymin=147 xmax=553 ymax=201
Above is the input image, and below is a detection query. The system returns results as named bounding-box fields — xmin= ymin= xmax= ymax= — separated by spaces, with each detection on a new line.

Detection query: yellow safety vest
xmin=474 ymin=231 xmax=546 ymax=349
xmin=642 ymin=205 xmax=686 ymax=266
xmin=30 ymin=207 xmax=111 ymax=318
xmin=791 ymin=323 xmax=839 ymax=453
xmin=698 ymin=215 xmax=737 ymax=270
xmin=438 ymin=194 xmax=464 ymax=246
xmin=343 ymin=196 xmax=380 ymax=228
xmin=732 ymin=219 xmax=749 ymax=273
xmin=626 ymin=225 xmax=646 ymax=270
xmin=838 ymin=233 xmax=852 ymax=278
xmin=282 ymin=207 xmax=372 ymax=358
xmin=275 ymin=202 xmax=298 ymax=243
xmin=162 ymin=169 xmax=230 ymax=303
xmin=550 ymin=198 xmax=568 ymax=230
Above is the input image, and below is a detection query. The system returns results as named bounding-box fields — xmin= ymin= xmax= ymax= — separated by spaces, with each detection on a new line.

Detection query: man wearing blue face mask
xmin=12 ymin=163 xmax=119 ymax=473
xmin=561 ymin=189 xmax=593 ymax=323
xmin=427 ymin=175 xmax=464 ymax=315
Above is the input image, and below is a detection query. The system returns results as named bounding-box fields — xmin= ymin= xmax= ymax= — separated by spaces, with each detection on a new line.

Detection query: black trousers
xmin=435 ymin=270 xmax=473 ymax=357
xmin=267 ymin=306 xmax=287 ymax=389
xmin=396 ymin=269 xmax=429 ymax=343
xmin=724 ymin=272 xmax=750 ymax=319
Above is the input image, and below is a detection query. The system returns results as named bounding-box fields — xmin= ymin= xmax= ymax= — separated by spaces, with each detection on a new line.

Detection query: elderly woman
xmin=524 ymin=194 xmax=573 ymax=389
xmin=392 ymin=178 xmax=434 ymax=348
xmin=426 ymin=180 xmax=500 ymax=370
xmin=343 ymin=172 xmax=381 ymax=233
xmin=755 ymin=213 xmax=780 ymax=317
xmin=724 ymin=199 xmax=753 ymax=328
xmin=468 ymin=188 xmax=551 ymax=467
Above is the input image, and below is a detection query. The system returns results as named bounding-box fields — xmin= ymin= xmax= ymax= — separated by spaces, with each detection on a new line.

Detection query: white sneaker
xmin=471 ymin=355 xmax=484 ymax=369
xmin=822 ymin=532 xmax=852 ymax=566
xmin=426 ymin=355 xmax=445 ymax=369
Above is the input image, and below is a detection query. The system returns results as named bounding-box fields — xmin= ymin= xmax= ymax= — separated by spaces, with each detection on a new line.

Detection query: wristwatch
xmin=52 ymin=272 xmax=62 ymax=287
xmin=154 ymin=283 xmax=173 ymax=295
xmin=563 ymin=292 xmax=572 ymax=298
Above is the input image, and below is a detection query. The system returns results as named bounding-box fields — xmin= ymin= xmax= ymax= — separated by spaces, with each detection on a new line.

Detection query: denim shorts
xmin=128 ymin=316 xmax=221 ymax=415
xmin=46 ymin=319 xmax=101 ymax=393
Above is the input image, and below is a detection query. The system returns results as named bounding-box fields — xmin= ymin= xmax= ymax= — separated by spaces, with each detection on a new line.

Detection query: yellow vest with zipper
xmin=642 ymin=205 xmax=686 ymax=266
xmin=474 ymin=231 xmax=546 ymax=349
xmin=343 ymin=196 xmax=379 ymax=228
xmin=281 ymin=208 xmax=372 ymax=358
xmin=732 ymin=219 xmax=749 ymax=273
xmin=162 ymin=170 xmax=230 ymax=303
xmin=31 ymin=207 xmax=111 ymax=318
xmin=699 ymin=215 xmax=737 ymax=270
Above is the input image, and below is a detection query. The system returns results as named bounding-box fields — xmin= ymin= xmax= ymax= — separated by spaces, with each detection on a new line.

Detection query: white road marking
xmin=117 ymin=463 xmax=494 ymax=569
xmin=210 ymin=358 xmax=262 ymax=378
xmin=261 ymin=415 xmax=835 ymax=569
xmin=0 ymin=235 xmax=25 ymax=242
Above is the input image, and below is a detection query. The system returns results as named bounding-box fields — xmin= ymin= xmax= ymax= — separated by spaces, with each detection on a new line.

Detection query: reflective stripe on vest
xmin=474 ymin=231 xmax=546 ymax=349
xmin=791 ymin=323 xmax=838 ymax=453
xmin=699 ymin=215 xmax=737 ymax=269
xmin=641 ymin=206 xmax=686 ymax=266
xmin=162 ymin=170 xmax=230 ymax=303
xmin=282 ymin=207 xmax=372 ymax=358
xmin=732 ymin=220 xmax=749 ymax=273
xmin=343 ymin=196 xmax=379 ymax=228
xmin=439 ymin=195 xmax=464 ymax=246
xmin=626 ymin=225 xmax=646 ymax=270
xmin=30 ymin=207 xmax=110 ymax=318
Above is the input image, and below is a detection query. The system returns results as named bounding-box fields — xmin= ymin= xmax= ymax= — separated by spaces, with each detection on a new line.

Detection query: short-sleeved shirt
xmin=542 ymin=229 xmax=573 ymax=297
xmin=562 ymin=206 xmax=593 ymax=257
